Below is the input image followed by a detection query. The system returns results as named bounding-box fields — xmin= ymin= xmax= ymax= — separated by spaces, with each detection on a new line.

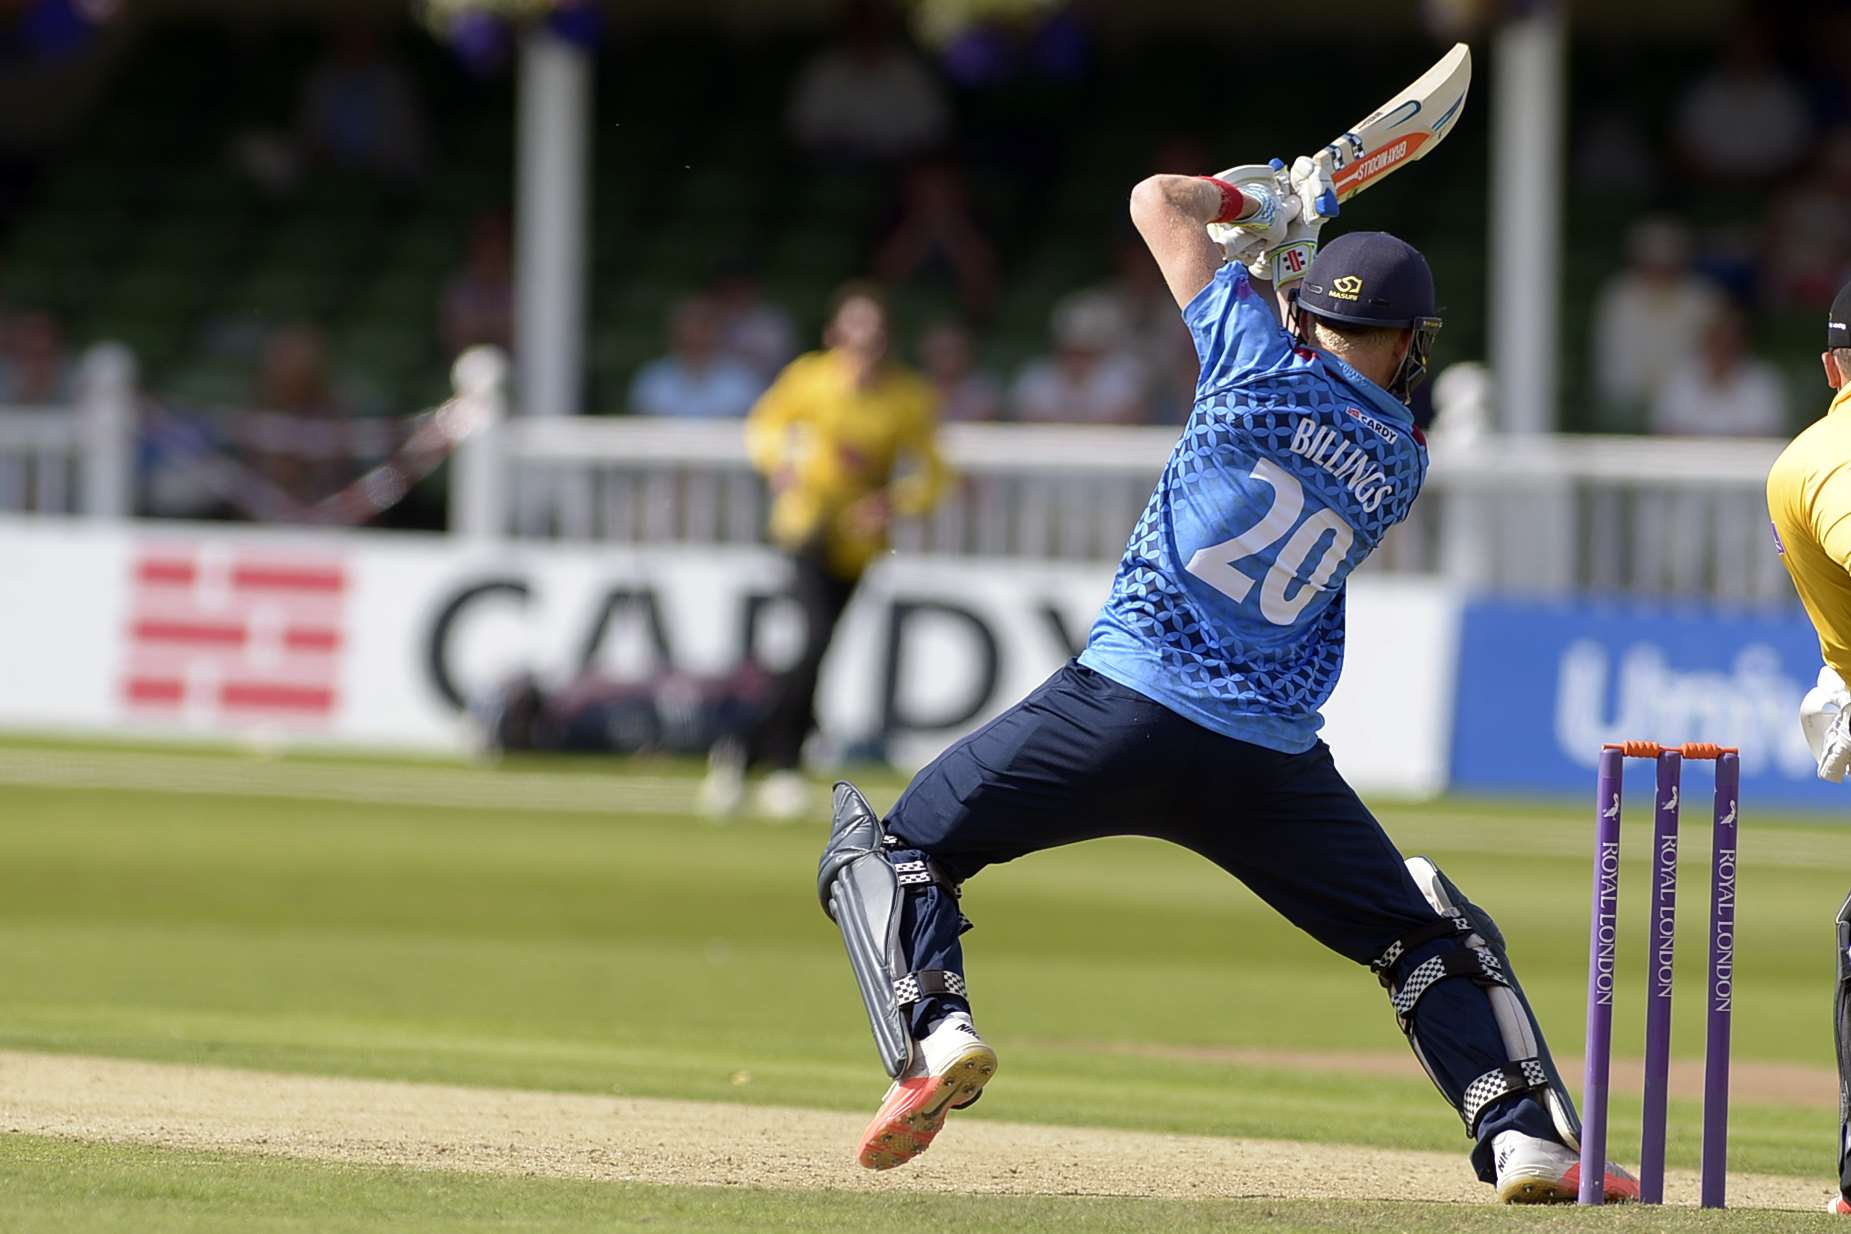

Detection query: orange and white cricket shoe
xmin=1827 ymin=1193 xmax=1851 ymax=1214
xmin=1494 ymin=1131 xmax=1640 ymax=1204
xmin=856 ymin=1012 xmax=997 ymax=1170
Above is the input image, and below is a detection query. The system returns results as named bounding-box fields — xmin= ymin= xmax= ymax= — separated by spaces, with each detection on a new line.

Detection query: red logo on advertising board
xmin=121 ymin=547 xmax=347 ymax=722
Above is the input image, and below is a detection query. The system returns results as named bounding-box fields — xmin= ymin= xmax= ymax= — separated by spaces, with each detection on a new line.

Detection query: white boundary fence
xmin=466 ymin=401 xmax=1791 ymax=603
xmin=0 ymin=344 xmax=135 ymax=518
xmin=0 ymin=345 xmax=1797 ymax=603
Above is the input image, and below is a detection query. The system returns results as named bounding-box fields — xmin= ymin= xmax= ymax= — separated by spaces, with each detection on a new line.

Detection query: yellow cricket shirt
xmin=1768 ymin=385 xmax=1851 ymax=682
xmin=744 ymin=350 xmax=948 ymax=579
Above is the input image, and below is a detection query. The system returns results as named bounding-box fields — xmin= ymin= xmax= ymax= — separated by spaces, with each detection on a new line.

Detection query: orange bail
xmin=1601 ymin=741 xmax=1739 ymax=760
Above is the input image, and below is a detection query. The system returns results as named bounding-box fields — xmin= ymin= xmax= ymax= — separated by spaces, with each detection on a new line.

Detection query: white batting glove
xmin=1213 ymin=222 xmax=1269 ymax=274
xmin=1205 ymin=158 xmax=1341 ymax=289
xmin=1267 ymin=155 xmax=1339 ymax=290
xmin=1204 ymin=162 xmax=1290 ymax=268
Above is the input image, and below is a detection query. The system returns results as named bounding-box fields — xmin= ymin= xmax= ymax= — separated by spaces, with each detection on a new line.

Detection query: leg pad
xmin=819 ymin=782 xmax=969 ymax=1079
xmin=1382 ymin=857 xmax=1583 ymax=1157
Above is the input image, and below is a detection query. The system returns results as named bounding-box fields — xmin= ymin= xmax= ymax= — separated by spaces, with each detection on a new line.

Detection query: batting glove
xmin=1204 ymin=162 xmax=1289 ymax=268
xmin=1206 ymin=158 xmax=1340 ymax=290
xmin=1267 ymin=155 xmax=1339 ymax=290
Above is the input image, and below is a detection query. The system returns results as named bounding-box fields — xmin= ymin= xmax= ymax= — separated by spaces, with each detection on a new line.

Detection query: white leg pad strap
xmin=1394 ymin=856 xmax=1582 ymax=1149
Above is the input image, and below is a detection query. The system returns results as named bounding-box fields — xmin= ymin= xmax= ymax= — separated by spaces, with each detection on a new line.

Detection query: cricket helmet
xmin=1294 ymin=231 xmax=1443 ymax=401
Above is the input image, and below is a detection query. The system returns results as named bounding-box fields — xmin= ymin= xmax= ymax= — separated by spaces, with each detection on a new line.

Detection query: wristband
xmin=1198 ymin=177 xmax=1248 ymax=225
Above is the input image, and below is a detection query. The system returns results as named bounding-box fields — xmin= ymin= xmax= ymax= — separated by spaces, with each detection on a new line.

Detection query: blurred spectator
xmin=787 ymin=0 xmax=949 ymax=163
xmin=1086 ymin=237 xmax=1197 ymax=421
xmin=918 ymin=319 xmax=1001 ymax=421
xmin=1428 ymin=361 xmax=1493 ymax=448
xmin=1591 ymin=218 xmax=1723 ymax=425
xmin=629 ymin=297 xmax=763 ymax=420
xmin=1764 ymin=127 xmax=1851 ymax=309
xmin=1674 ymin=24 xmax=1811 ymax=182
xmin=923 ymin=0 xmax=1093 ymax=90
xmin=708 ymin=260 xmax=798 ymax=380
xmin=1012 ymin=291 xmax=1147 ymax=425
xmin=298 ymin=22 xmax=428 ymax=181
xmin=256 ymin=325 xmax=344 ymax=418
xmin=1803 ymin=10 xmax=1851 ymax=126
xmin=0 ymin=311 xmax=72 ymax=404
xmin=916 ymin=2 xmax=1090 ymax=177
xmin=1569 ymin=39 xmax=1658 ymax=196
xmin=0 ymin=0 xmax=111 ymax=71
xmin=874 ymin=159 xmax=1000 ymax=318
xmin=250 ymin=325 xmax=354 ymax=509
xmin=440 ymin=212 xmax=515 ymax=358
xmin=1649 ymin=307 xmax=1787 ymax=437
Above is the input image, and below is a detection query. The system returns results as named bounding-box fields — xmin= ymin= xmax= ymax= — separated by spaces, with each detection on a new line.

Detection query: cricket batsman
xmin=1763 ymin=282 xmax=1851 ymax=1215
xmin=816 ymin=154 xmax=1638 ymax=1202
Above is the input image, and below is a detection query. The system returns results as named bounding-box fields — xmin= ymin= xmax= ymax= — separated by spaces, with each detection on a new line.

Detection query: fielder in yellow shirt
xmin=745 ymin=288 xmax=948 ymax=580
xmin=1768 ymin=283 xmax=1851 ymax=784
xmin=705 ymin=283 xmax=948 ymax=818
xmin=1766 ymin=285 xmax=1851 ymax=1216
xmin=1769 ymin=386 xmax=1851 ymax=688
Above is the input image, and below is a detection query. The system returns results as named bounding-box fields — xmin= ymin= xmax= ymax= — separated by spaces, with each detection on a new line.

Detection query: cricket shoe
xmin=754 ymin=770 xmax=812 ymax=821
xmin=856 ymin=1012 xmax=996 ymax=1170
xmin=1827 ymin=1193 xmax=1851 ymax=1214
xmin=1493 ymin=1131 xmax=1639 ymax=1204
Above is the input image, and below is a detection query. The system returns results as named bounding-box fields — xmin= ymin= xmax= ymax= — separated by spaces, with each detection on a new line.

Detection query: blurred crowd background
xmin=1 ymin=0 xmax=1848 ymax=527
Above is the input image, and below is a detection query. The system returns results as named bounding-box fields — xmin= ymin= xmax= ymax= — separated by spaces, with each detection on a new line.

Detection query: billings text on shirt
xmin=1289 ymin=417 xmax=1393 ymax=513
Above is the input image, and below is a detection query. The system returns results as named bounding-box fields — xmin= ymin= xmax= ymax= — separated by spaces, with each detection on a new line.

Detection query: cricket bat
xmin=1212 ymin=43 xmax=1471 ymax=247
xmin=1315 ymin=42 xmax=1472 ymax=205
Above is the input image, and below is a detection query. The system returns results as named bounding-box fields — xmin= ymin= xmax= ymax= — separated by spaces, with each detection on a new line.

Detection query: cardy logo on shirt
xmin=1346 ymin=407 xmax=1399 ymax=444
xmin=1330 ymin=275 xmax=1364 ymax=301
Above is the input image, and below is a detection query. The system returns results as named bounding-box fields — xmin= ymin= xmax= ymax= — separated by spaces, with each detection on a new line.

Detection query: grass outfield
xmin=1 ymin=741 xmax=1849 ymax=1229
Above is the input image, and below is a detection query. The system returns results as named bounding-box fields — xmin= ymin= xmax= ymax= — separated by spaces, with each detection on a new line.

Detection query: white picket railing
xmin=468 ymin=410 xmax=1794 ymax=603
xmin=0 ymin=344 xmax=135 ymax=518
xmin=0 ymin=343 xmax=1800 ymax=604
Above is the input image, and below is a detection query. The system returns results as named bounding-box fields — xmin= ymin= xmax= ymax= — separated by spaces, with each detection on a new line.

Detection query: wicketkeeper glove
xmin=1804 ymin=665 xmax=1851 ymax=782
xmin=1820 ymin=709 xmax=1851 ymax=784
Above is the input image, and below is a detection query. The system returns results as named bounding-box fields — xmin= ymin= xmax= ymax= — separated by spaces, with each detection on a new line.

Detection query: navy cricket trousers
xmin=883 ymin=660 xmax=1557 ymax=1176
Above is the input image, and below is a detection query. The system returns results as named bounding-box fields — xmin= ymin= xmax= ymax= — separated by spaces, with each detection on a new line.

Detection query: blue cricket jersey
xmin=1078 ymin=262 xmax=1429 ymax=753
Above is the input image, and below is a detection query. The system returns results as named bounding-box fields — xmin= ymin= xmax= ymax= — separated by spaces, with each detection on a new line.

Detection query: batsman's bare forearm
xmin=1131 ymin=174 xmax=1226 ymax=227
xmin=1129 ymin=175 xmax=1227 ymax=309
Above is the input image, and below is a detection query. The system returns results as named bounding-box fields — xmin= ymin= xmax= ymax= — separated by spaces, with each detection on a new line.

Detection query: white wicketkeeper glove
xmin=1206 ymin=156 xmax=1340 ymax=291
xmin=1802 ymin=664 xmax=1851 ymax=782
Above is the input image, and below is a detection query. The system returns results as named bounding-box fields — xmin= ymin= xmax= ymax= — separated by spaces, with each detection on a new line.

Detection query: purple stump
xmin=1701 ymin=752 xmax=1739 ymax=1209
xmin=1580 ymin=747 xmax=1625 ymax=1205
xmin=1638 ymin=750 xmax=1682 ymax=1204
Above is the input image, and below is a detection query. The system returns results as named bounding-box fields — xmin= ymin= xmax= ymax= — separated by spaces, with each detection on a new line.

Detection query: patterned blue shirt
xmin=1078 ymin=262 xmax=1429 ymax=753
